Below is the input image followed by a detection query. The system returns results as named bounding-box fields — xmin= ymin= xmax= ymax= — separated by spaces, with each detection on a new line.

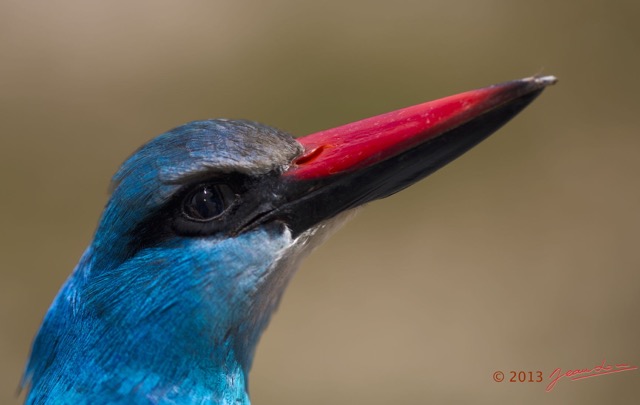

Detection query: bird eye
xmin=182 ymin=184 xmax=236 ymax=221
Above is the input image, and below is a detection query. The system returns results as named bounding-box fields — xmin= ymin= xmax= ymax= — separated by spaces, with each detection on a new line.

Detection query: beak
xmin=261 ymin=76 xmax=555 ymax=236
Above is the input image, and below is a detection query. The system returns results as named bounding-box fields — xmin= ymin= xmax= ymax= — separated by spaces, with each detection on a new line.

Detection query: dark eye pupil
xmin=184 ymin=186 xmax=224 ymax=220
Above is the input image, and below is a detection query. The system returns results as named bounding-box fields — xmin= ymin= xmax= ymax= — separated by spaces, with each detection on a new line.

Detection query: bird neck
xmin=25 ymin=248 xmax=256 ymax=404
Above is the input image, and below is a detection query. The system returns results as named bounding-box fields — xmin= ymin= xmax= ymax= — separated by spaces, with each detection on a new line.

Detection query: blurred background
xmin=1 ymin=1 xmax=638 ymax=404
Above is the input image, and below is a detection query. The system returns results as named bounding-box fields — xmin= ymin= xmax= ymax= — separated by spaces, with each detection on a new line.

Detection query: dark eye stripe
xmin=123 ymin=183 xmax=237 ymax=257
xmin=123 ymin=173 xmax=279 ymax=258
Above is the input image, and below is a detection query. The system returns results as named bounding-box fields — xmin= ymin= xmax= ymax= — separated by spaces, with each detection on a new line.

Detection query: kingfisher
xmin=23 ymin=76 xmax=556 ymax=404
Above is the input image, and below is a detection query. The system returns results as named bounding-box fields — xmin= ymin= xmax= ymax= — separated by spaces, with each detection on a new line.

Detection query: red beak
xmin=286 ymin=75 xmax=556 ymax=181
xmin=242 ymin=76 xmax=556 ymax=236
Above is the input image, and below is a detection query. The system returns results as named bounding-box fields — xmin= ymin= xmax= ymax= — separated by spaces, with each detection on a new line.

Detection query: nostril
xmin=292 ymin=145 xmax=325 ymax=165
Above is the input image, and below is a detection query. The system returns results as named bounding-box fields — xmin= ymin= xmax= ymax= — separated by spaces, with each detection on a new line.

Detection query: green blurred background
xmin=2 ymin=1 xmax=638 ymax=403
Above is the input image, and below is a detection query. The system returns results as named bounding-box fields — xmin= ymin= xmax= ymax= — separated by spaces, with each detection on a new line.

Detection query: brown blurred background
xmin=2 ymin=1 xmax=638 ymax=404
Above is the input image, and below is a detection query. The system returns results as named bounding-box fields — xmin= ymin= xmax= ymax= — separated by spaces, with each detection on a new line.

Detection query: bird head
xmin=24 ymin=76 xmax=555 ymax=404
